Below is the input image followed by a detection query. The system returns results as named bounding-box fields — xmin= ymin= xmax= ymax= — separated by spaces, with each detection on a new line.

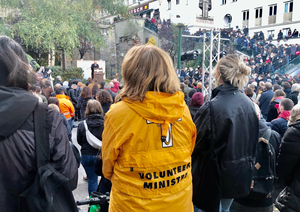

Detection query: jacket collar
xmin=55 ymin=94 xmax=70 ymax=100
xmin=278 ymin=110 xmax=290 ymax=121
xmin=212 ymin=83 xmax=239 ymax=99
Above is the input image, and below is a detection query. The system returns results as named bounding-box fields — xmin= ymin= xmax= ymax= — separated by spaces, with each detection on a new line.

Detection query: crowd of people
xmin=2 ymin=35 xmax=300 ymax=212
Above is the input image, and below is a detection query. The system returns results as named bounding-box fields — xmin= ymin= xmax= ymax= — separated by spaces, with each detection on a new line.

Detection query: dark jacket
xmin=77 ymin=114 xmax=104 ymax=155
xmin=283 ymin=88 xmax=292 ymax=98
xmin=267 ymin=99 xmax=282 ymax=122
xmin=259 ymin=89 xmax=274 ymax=117
xmin=68 ymin=88 xmax=78 ymax=105
xmin=192 ymin=83 xmax=259 ymax=212
xmin=60 ymin=113 xmax=72 ymax=142
xmin=234 ymin=119 xmax=281 ymax=207
xmin=288 ymin=91 xmax=299 ymax=105
xmin=0 ymin=86 xmax=78 ymax=211
xmin=77 ymin=96 xmax=92 ymax=120
xmin=107 ymin=89 xmax=116 ymax=102
xmin=275 ymin=120 xmax=300 ymax=212
xmin=270 ymin=116 xmax=288 ymax=138
xmin=101 ymin=102 xmax=112 ymax=115
xmin=189 ymin=106 xmax=200 ymax=120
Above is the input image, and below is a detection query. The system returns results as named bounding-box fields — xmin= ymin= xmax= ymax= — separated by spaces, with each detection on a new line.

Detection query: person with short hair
xmin=55 ymin=87 xmax=75 ymax=129
xmin=77 ymin=99 xmax=104 ymax=195
xmin=282 ymin=81 xmax=292 ymax=97
xmin=269 ymin=98 xmax=294 ymax=137
xmin=259 ymin=82 xmax=274 ymax=119
xmin=104 ymin=83 xmax=116 ymax=102
xmin=192 ymin=54 xmax=259 ymax=212
xmin=275 ymin=104 xmax=300 ymax=212
xmin=101 ymin=45 xmax=196 ymax=212
xmin=267 ymin=89 xmax=286 ymax=122
xmin=189 ymin=92 xmax=204 ymax=119
xmin=96 ymin=90 xmax=113 ymax=115
xmin=288 ymin=83 xmax=300 ymax=105
xmin=54 ymin=76 xmax=63 ymax=86
xmin=36 ymin=85 xmax=48 ymax=104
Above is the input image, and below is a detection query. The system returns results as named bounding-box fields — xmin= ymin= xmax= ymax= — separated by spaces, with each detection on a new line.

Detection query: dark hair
xmin=55 ymin=87 xmax=65 ymax=95
xmin=273 ymin=84 xmax=281 ymax=92
xmin=0 ymin=36 xmax=31 ymax=90
xmin=100 ymin=81 xmax=105 ymax=87
xmin=96 ymin=90 xmax=113 ymax=104
xmin=80 ymin=86 xmax=92 ymax=99
xmin=280 ymin=98 xmax=294 ymax=111
xmin=282 ymin=81 xmax=291 ymax=89
xmin=36 ymin=85 xmax=41 ymax=93
xmin=244 ymin=87 xmax=253 ymax=98
xmin=48 ymin=97 xmax=59 ymax=106
xmin=92 ymin=84 xmax=98 ymax=97
xmin=29 ymin=85 xmax=37 ymax=92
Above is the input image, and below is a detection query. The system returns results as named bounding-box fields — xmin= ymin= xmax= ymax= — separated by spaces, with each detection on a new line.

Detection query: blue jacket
xmin=259 ymin=89 xmax=274 ymax=117
xmin=270 ymin=117 xmax=288 ymax=138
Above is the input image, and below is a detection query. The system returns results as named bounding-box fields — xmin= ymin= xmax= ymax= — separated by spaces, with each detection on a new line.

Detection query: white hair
xmin=292 ymin=83 xmax=300 ymax=92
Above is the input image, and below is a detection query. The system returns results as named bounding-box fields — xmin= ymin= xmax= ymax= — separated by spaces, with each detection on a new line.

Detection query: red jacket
xmin=111 ymin=82 xmax=119 ymax=93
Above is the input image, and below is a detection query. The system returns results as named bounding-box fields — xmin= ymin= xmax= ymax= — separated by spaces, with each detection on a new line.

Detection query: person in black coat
xmin=267 ymin=89 xmax=286 ymax=122
xmin=275 ymin=104 xmax=300 ymax=212
xmin=189 ymin=92 xmax=204 ymax=119
xmin=77 ymin=100 xmax=104 ymax=195
xmin=96 ymin=90 xmax=113 ymax=115
xmin=192 ymin=55 xmax=259 ymax=212
xmin=77 ymin=86 xmax=93 ymax=120
xmin=288 ymin=83 xmax=300 ymax=105
xmin=282 ymin=81 xmax=292 ymax=97
xmin=259 ymin=82 xmax=274 ymax=119
xmin=231 ymin=103 xmax=281 ymax=212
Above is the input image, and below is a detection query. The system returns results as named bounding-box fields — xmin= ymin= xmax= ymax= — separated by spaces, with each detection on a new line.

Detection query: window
xmin=283 ymin=28 xmax=290 ymax=36
xmin=168 ymin=0 xmax=171 ymax=10
xmin=285 ymin=1 xmax=293 ymax=13
xmin=176 ymin=0 xmax=180 ymax=5
xmin=269 ymin=5 xmax=277 ymax=16
xmin=243 ymin=10 xmax=249 ymax=20
xmin=255 ymin=7 xmax=262 ymax=18
xmin=133 ymin=0 xmax=136 ymax=4
xmin=222 ymin=0 xmax=226 ymax=5
xmin=233 ymin=0 xmax=237 ymax=2
xmin=186 ymin=0 xmax=188 ymax=5
xmin=268 ymin=30 xmax=274 ymax=37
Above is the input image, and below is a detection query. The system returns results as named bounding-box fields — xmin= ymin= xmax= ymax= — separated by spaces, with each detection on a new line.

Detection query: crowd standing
xmin=2 ymin=34 xmax=300 ymax=212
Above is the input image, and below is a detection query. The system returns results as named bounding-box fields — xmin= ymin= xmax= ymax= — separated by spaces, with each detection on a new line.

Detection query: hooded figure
xmin=102 ymin=45 xmax=196 ymax=212
xmin=189 ymin=92 xmax=204 ymax=119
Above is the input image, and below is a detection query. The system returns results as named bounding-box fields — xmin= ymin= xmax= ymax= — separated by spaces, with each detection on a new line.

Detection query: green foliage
xmin=0 ymin=0 xmax=127 ymax=57
xmin=48 ymin=66 xmax=84 ymax=82
xmin=146 ymin=36 xmax=157 ymax=46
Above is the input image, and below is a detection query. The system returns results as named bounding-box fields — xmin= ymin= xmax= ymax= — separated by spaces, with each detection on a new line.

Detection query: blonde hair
xmin=116 ymin=45 xmax=181 ymax=102
xmin=289 ymin=104 xmax=300 ymax=124
xmin=213 ymin=54 xmax=251 ymax=90
xmin=48 ymin=104 xmax=60 ymax=112
xmin=85 ymin=99 xmax=103 ymax=117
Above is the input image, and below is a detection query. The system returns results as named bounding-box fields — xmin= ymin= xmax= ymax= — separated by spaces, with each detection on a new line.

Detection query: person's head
xmin=0 ymin=36 xmax=31 ymax=90
xmin=29 ymin=85 xmax=37 ymax=93
xmin=104 ymin=83 xmax=111 ymax=90
xmin=94 ymin=61 xmax=97 ymax=65
xmin=212 ymin=54 xmax=251 ymax=90
xmin=36 ymin=86 xmax=41 ymax=94
xmin=279 ymin=98 xmax=294 ymax=112
xmin=85 ymin=99 xmax=103 ymax=117
xmin=92 ymin=78 xmax=98 ymax=84
xmin=100 ymin=81 xmax=105 ymax=88
xmin=71 ymin=84 xmax=78 ymax=90
xmin=265 ymin=82 xmax=272 ymax=90
xmin=248 ymin=84 xmax=255 ymax=91
xmin=289 ymin=104 xmax=300 ymax=125
xmin=87 ymin=77 xmax=92 ymax=82
xmin=55 ymin=87 xmax=65 ymax=95
xmin=92 ymin=84 xmax=98 ymax=97
xmin=273 ymin=84 xmax=281 ymax=92
xmin=48 ymin=104 xmax=60 ymax=112
xmin=190 ymin=92 xmax=204 ymax=107
xmin=117 ymin=45 xmax=180 ymax=101
xmin=57 ymin=76 xmax=62 ymax=81
xmin=197 ymin=82 xmax=202 ymax=89
xmin=80 ymin=86 xmax=92 ymax=99
xmin=48 ymin=97 xmax=59 ymax=106
xmin=271 ymin=89 xmax=286 ymax=102
xmin=291 ymin=83 xmax=300 ymax=92
xmin=96 ymin=90 xmax=113 ymax=104
xmin=282 ymin=81 xmax=291 ymax=89
xmin=244 ymin=87 xmax=254 ymax=98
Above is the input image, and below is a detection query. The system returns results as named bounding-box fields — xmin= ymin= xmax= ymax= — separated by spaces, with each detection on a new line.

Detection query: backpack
xmin=18 ymin=103 xmax=78 ymax=212
xmin=247 ymin=129 xmax=277 ymax=200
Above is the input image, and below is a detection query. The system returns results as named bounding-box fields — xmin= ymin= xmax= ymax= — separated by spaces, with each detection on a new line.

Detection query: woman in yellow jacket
xmin=102 ymin=45 xmax=196 ymax=212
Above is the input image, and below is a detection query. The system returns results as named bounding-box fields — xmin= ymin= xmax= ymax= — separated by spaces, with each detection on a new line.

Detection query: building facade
xmin=211 ymin=0 xmax=300 ymax=38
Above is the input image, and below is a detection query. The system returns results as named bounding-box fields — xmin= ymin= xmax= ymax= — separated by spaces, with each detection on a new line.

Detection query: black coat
xmin=288 ymin=91 xmax=299 ymax=106
xmin=77 ymin=96 xmax=93 ymax=120
xmin=267 ymin=99 xmax=281 ymax=122
xmin=259 ymin=89 xmax=274 ymax=117
xmin=270 ymin=117 xmax=288 ymax=138
xmin=275 ymin=120 xmax=300 ymax=212
xmin=0 ymin=86 xmax=78 ymax=211
xmin=77 ymin=114 xmax=104 ymax=155
xmin=284 ymin=88 xmax=292 ymax=98
xmin=189 ymin=106 xmax=200 ymax=120
xmin=101 ymin=102 xmax=112 ymax=115
xmin=192 ymin=83 xmax=259 ymax=212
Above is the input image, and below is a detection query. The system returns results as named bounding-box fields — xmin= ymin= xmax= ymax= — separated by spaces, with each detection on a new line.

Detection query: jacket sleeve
xmin=77 ymin=123 xmax=85 ymax=146
xmin=277 ymin=127 xmax=300 ymax=185
xmin=102 ymin=116 xmax=127 ymax=181
xmin=259 ymin=93 xmax=266 ymax=107
xmin=49 ymin=109 xmax=78 ymax=190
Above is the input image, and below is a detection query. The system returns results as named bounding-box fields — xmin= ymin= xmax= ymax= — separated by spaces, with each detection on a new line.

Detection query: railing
xmin=272 ymin=55 xmax=300 ymax=76
xmin=144 ymin=21 xmax=158 ymax=33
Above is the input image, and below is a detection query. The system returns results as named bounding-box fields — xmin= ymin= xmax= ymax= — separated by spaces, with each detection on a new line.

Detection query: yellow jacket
xmin=102 ymin=91 xmax=196 ymax=212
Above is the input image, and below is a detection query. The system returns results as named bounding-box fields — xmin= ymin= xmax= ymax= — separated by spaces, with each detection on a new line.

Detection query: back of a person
xmin=102 ymin=45 xmax=196 ymax=212
xmin=104 ymin=92 xmax=195 ymax=211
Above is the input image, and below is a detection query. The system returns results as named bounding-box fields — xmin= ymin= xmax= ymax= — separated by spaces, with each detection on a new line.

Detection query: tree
xmin=158 ymin=24 xmax=179 ymax=63
xmin=0 ymin=0 xmax=128 ymax=58
xmin=146 ymin=36 xmax=157 ymax=46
